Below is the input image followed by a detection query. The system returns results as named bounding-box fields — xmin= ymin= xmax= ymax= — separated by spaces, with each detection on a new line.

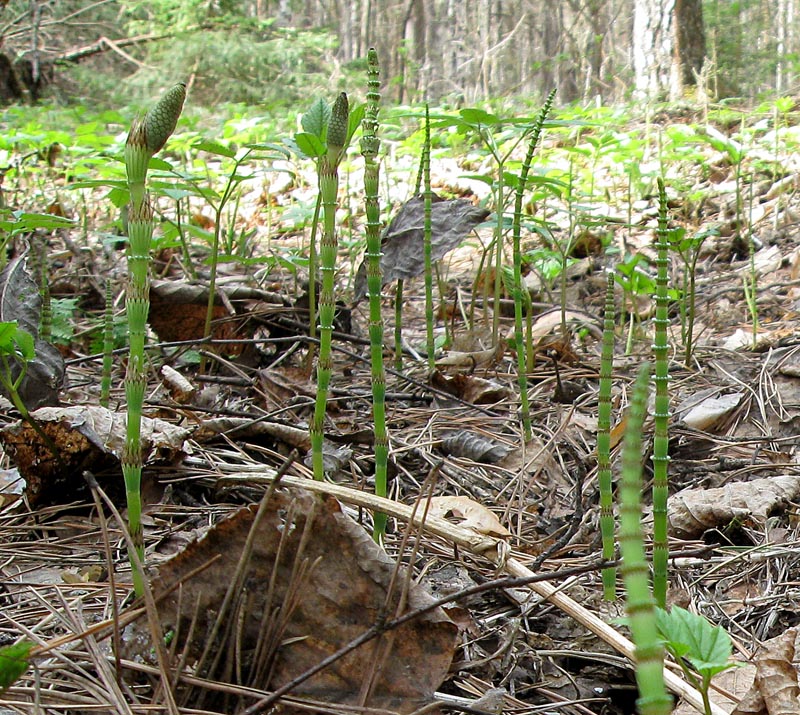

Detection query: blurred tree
xmin=1 ymin=0 xmax=798 ymax=107
xmin=632 ymin=0 xmax=705 ymax=101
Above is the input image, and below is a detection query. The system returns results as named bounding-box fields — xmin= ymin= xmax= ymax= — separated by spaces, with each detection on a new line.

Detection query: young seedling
xmin=511 ymin=90 xmax=555 ymax=442
xmin=360 ymin=48 xmax=389 ymax=542
xmin=0 ymin=321 xmax=59 ymax=459
xmin=123 ymin=82 xmax=186 ymax=595
xmin=652 ymin=178 xmax=671 ymax=608
xmin=668 ymin=226 xmax=717 ymax=367
xmin=598 ymin=271 xmax=616 ymax=600
xmin=656 ymin=606 xmax=737 ymax=715
xmin=619 ymin=362 xmax=672 ymax=715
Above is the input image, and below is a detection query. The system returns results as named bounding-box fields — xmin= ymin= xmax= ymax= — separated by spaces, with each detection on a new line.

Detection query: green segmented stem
xmin=123 ymin=84 xmax=185 ymax=595
xmin=423 ymin=105 xmax=435 ymax=370
xmin=311 ymin=93 xmax=349 ymax=481
xmin=37 ymin=248 xmax=51 ymax=343
xmin=598 ymin=271 xmax=616 ymax=600
xmin=652 ymin=178 xmax=671 ymax=609
xmin=100 ymin=280 xmax=113 ymax=408
xmin=511 ymin=90 xmax=554 ymax=442
xmin=620 ymin=363 xmax=672 ymax=715
xmin=360 ymin=49 xmax=389 ymax=542
xmin=394 ymin=279 xmax=404 ymax=371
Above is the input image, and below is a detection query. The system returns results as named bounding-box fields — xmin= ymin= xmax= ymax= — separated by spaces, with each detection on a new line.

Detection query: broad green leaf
xmin=301 ymin=97 xmax=330 ymax=139
xmin=11 ymin=212 xmax=74 ymax=231
xmin=459 ymin=173 xmax=495 ymax=188
xmin=147 ymin=157 xmax=174 ymax=172
xmin=159 ymin=187 xmax=195 ymax=201
xmin=107 ymin=187 xmax=130 ymax=208
xmin=656 ymin=607 xmax=736 ymax=677
xmin=293 ymin=132 xmax=326 ymax=159
xmin=13 ymin=329 xmax=35 ymax=362
xmin=459 ymin=107 xmax=500 ymax=126
xmin=193 ymin=139 xmax=237 ymax=159
xmin=0 ymin=322 xmax=18 ymax=353
xmin=0 ymin=640 xmax=32 ymax=693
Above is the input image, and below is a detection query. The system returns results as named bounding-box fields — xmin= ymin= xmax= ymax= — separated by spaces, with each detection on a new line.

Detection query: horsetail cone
xmin=145 ymin=82 xmax=187 ymax=154
xmin=326 ymin=92 xmax=349 ymax=164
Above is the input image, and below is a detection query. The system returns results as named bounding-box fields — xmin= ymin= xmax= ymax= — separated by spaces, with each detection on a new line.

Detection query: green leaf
xmin=13 ymin=329 xmax=35 ymax=362
xmin=0 ymin=640 xmax=32 ymax=693
xmin=657 ymin=607 xmax=736 ymax=677
xmin=0 ymin=322 xmax=19 ymax=353
xmin=9 ymin=212 xmax=74 ymax=232
xmin=459 ymin=107 xmax=501 ymax=126
xmin=301 ymin=97 xmax=331 ymax=139
xmin=193 ymin=139 xmax=237 ymax=159
xmin=147 ymin=156 xmax=175 ymax=172
xmin=107 ymin=187 xmax=130 ymax=208
xmin=293 ymin=132 xmax=326 ymax=159
xmin=347 ymin=103 xmax=366 ymax=146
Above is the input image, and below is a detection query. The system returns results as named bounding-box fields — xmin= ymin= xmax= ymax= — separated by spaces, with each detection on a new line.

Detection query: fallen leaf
xmin=669 ymin=475 xmax=800 ymax=539
xmin=440 ymin=431 xmax=511 ymax=464
xmin=0 ymin=405 xmax=188 ymax=504
xmin=427 ymin=495 xmax=511 ymax=538
xmin=732 ymin=627 xmax=800 ymax=715
xmin=122 ymin=489 xmax=457 ymax=713
xmin=430 ymin=371 xmax=512 ymax=404
xmin=0 ymin=255 xmax=64 ymax=409
xmin=353 ymin=194 xmax=490 ymax=302
xmin=677 ymin=390 xmax=744 ymax=430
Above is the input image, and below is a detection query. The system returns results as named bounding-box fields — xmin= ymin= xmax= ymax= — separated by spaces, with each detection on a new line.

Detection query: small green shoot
xmin=619 ymin=362 xmax=672 ymax=715
xmin=657 ymin=606 xmax=737 ymax=715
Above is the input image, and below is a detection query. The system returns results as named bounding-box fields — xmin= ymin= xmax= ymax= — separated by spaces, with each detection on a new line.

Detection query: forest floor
xmin=2 ymin=103 xmax=800 ymax=715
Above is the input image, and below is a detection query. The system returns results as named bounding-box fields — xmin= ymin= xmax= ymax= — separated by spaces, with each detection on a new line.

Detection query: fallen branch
xmin=217 ymin=468 xmax=730 ymax=715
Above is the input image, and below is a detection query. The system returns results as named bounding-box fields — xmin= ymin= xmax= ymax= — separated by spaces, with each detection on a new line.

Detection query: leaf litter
xmin=6 ymin=107 xmax=800 ymax=715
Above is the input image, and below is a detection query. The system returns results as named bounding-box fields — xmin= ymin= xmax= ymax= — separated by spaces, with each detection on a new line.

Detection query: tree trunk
xmin=632 ymin=0 xmax=675 ymax=100
xmin=672 ymin=0 xmax=705 ymax=98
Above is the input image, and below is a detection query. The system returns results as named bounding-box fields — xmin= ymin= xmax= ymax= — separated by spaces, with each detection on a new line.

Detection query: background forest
xmin=2 ymin=0 xmax=799 ymax=109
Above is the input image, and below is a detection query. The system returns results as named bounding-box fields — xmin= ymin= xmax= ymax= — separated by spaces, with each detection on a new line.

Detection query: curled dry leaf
xmin=668 ymin=475 xmax=800 ymax=539
xmin=731 ymin=626 xmax=800 ymax=715
xmin=430 ymin=371 xmax=512 ymax=404
xmin=427 ymin=495 xmax=511 ymax=538
xmin=122 ymin=489 xmax=457 ymax=714
xmin=0 ymin=405 xmax=188 ymax=504
xmin=352 ymin=194 xmax=490 ymax=302
xmin=440 ymin=430 xmax=511 ymax=464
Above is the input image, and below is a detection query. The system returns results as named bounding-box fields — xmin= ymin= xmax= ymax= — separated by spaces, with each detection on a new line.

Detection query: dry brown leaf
xmin=430 ymin=371 xmax=512 ymax=404
xmin=439 ymin=431 xmax=511 ymax=464
xmin=427 ymin=495 xmax=511 ymax=538
xmin=0 ymin=405 xmax=188 ymax=504
xmin=732 ymin=627 xmax=800 ymax=715
xmin=123 ymin=489 xmax=457 ymax=713
xmin=669 ymin=475 xmax=800 ymax=539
